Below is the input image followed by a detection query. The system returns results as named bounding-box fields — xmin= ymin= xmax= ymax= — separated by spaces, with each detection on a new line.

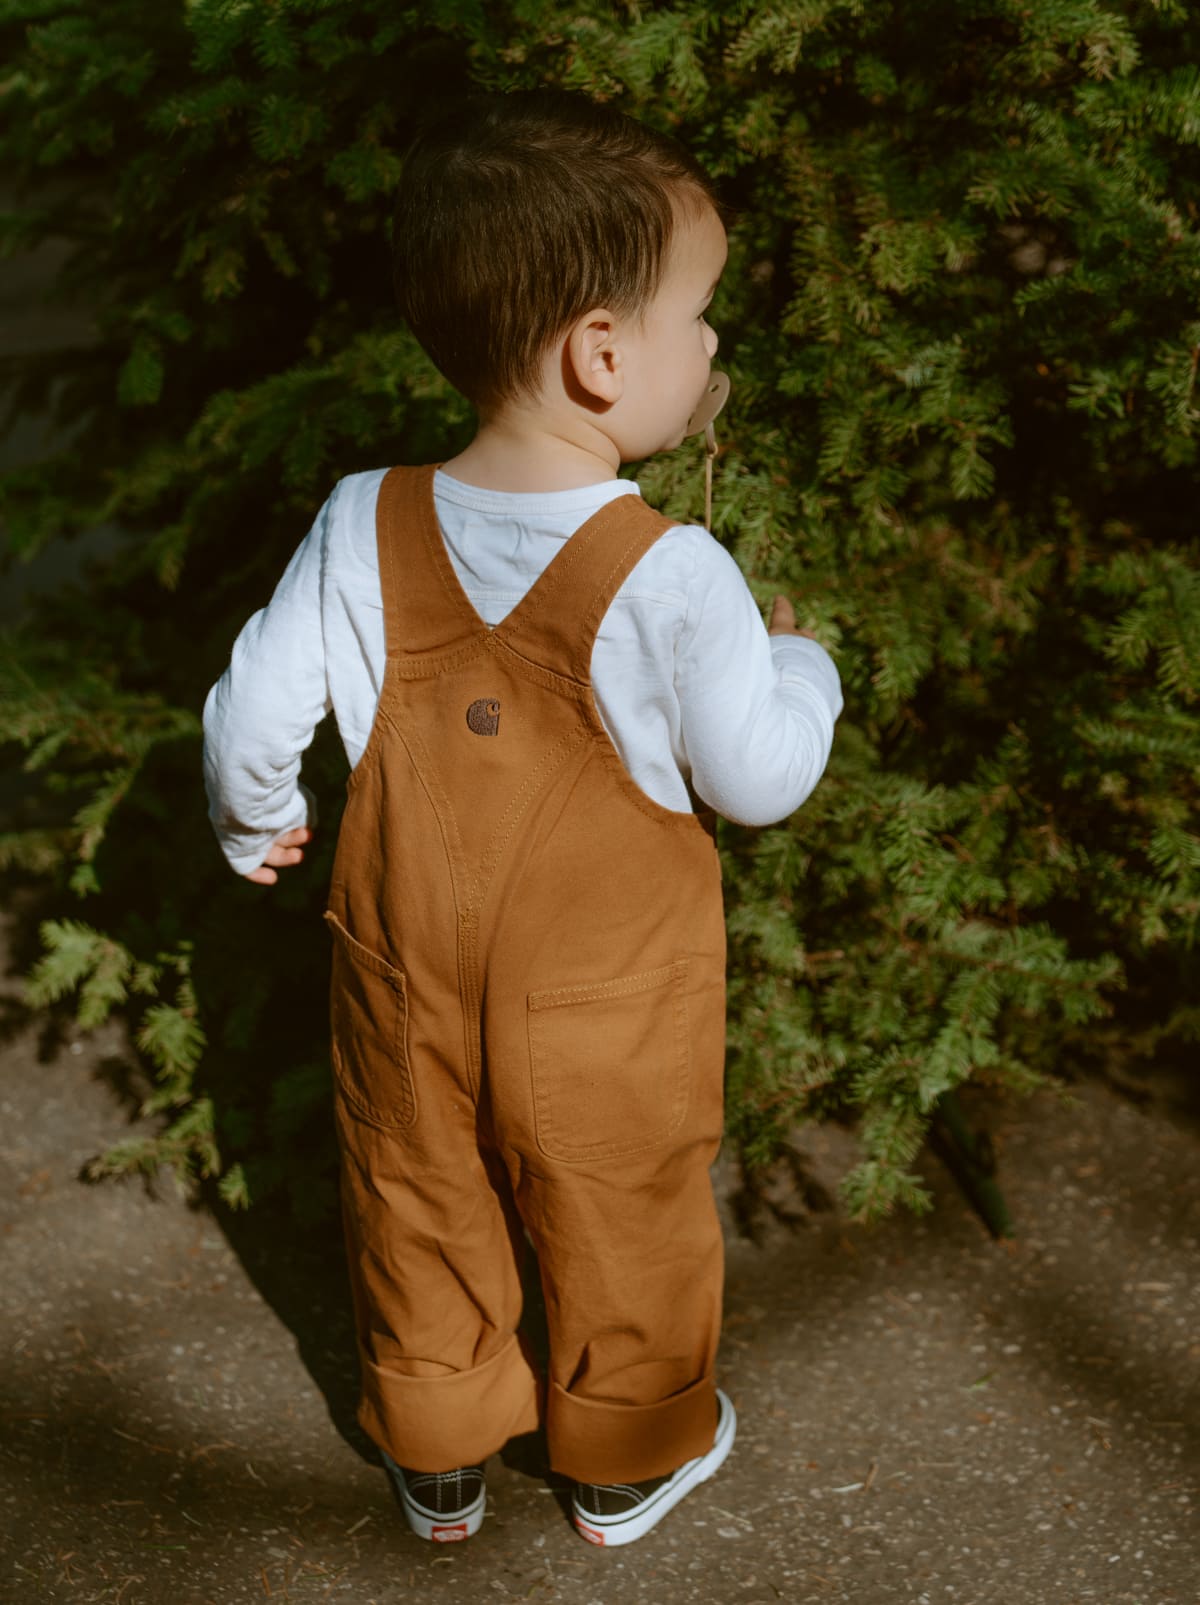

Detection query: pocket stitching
xmin=528 ymin=958 xmax=690 ymax=1163
xmin=529 ymin=959 xmax=687 ymax=1013
xmin=325 ymin=911 xmax=416 ymax=1130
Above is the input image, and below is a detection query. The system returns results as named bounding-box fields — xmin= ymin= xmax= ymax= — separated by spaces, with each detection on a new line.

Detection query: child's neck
xmin=439 ymin=414 xmax=622 ymax=494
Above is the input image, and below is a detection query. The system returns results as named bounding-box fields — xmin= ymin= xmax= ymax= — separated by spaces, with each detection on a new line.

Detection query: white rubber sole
xmin=380 ymin=1450 xmax=486 ymax=1542
xmin=572 ymin=1388 xmax=738 ymax=1547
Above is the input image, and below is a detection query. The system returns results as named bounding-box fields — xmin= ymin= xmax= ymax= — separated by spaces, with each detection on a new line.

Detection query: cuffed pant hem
xmin=546 ymin=1371 xmax=718 ymax=1484
xmin=357 ymin=1330 xmax=542 ymax=1473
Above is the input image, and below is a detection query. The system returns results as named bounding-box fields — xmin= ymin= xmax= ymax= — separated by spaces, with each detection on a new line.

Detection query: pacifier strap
xmin=685 ymin=371 xmax=731 ymax=532
xmin=705 ymin=428 xmax=716 ymax=532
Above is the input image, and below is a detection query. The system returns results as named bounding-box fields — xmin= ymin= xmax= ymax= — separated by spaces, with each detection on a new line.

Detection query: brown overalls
xmin=324 ymin=463 xmax=728 ymax=1485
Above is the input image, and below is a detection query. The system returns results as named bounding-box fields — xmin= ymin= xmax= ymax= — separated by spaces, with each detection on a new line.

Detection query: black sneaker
xmin=572 ymin=1387 xmax=737 ymax=1547
xmin=379 ymin=1446 xmax=487 ymax=1542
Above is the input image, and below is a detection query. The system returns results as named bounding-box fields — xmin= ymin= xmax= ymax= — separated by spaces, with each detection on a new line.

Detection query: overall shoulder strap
xmin=374 ymin=462 xmax=484 ymax=657
xmin=494 ymin=491 xmax=678 ymax=683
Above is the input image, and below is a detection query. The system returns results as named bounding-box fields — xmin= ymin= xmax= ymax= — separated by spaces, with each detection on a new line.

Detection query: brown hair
xmin=391 ymin=87 xmax=728 ymax=415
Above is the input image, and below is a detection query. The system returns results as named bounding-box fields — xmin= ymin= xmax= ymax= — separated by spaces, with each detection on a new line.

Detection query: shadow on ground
xmin=2 ymin=902 xmax=1197 ymax=1604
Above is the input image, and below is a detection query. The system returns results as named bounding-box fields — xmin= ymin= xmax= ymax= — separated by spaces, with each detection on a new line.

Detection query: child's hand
xmin=768 ymin=595 xmax=819 ymax=641
xmin=244 ymin=826 xmax=314 ymax=886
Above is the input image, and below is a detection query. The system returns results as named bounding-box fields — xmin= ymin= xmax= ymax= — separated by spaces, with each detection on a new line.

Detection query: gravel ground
xmin=1 ymin=913 xmax=1197 ymax=1605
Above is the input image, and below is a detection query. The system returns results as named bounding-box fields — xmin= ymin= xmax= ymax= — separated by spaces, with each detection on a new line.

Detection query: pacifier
xmin=684 ymin=371 xmax=731 ymax=531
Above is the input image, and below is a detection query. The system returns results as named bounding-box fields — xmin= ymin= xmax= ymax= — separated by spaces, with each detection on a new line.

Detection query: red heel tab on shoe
xmin=575 ymin=1519 xmax=606 ymax=1546
xmin=431 ymin=1522 xmax=470 ymax=1542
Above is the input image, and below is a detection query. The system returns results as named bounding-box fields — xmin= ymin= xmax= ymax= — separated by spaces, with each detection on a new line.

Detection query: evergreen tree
xmin=1 ymin=0 xmax=1196 ymax=1226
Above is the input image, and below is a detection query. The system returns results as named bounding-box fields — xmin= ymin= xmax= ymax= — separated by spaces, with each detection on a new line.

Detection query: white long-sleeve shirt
xmin=203 ymin=467 xmax=844 ymax=876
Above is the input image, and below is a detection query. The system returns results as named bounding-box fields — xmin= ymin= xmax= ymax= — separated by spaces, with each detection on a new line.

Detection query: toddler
xmin=203 ymin=86 xmax=844 ymax=1548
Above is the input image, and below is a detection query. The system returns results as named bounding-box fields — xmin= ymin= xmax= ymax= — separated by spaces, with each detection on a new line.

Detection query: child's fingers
xmin=244 ymin=826 xmax=314 ymax=885
xmin=263 ymin=842 xmax=306 ymax=867
xmin=768 ymin=594 xmax=821 ymax=641
xmin=263 ymin=826 xmax=313 ymax=863
xmin=275 ymin=826 xmax=314 ymax=846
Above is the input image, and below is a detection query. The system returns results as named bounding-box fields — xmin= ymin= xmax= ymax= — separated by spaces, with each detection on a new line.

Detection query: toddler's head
xmin=391 ymin=88 xmax=730 ymax=462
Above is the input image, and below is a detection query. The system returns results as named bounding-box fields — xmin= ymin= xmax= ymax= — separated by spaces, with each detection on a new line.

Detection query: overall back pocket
xmin=324 ymin=911 xmax=416 ymax=1130
xmin=527 ymin=959 xmax=690 ymax=1163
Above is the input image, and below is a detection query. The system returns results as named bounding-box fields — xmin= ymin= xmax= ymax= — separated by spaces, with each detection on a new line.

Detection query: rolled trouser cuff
xmin=357 ymin=1331 xmax=542 ymax=1473
xmin=547 ymin=1371 xmax=718 ymax=1484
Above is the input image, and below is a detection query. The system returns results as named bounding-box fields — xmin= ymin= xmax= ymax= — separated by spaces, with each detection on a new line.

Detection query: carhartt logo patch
xmin=466 ymin=697 xmax=501 ymax=736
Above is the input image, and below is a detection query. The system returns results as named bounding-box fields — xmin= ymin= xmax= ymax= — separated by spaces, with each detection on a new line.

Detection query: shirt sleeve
xmin=674 ymin=533 xmax=844 ymax=827
xmin=201 ymin=487 xmax=336 ymax=875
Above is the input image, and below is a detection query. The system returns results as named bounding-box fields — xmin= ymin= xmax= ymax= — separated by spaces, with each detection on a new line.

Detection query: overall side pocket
xmin=324 ymin=911 xmax=416 ymax=1130
xmin=527 ymin=958 xmax=690 ymax=1163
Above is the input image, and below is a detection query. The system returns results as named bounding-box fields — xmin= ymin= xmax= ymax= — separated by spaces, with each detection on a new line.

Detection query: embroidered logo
xmin=466 ymin=697 xmax=501 ymax=736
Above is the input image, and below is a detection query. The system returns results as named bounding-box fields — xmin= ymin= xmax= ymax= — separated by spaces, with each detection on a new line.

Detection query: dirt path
xmin=2 ymin=913 xmax=1197 ymax=1604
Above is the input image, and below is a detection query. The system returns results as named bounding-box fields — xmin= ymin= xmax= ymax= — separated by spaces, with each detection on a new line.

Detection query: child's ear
xmin=566 ymin=309 xmax=624 ymax=406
